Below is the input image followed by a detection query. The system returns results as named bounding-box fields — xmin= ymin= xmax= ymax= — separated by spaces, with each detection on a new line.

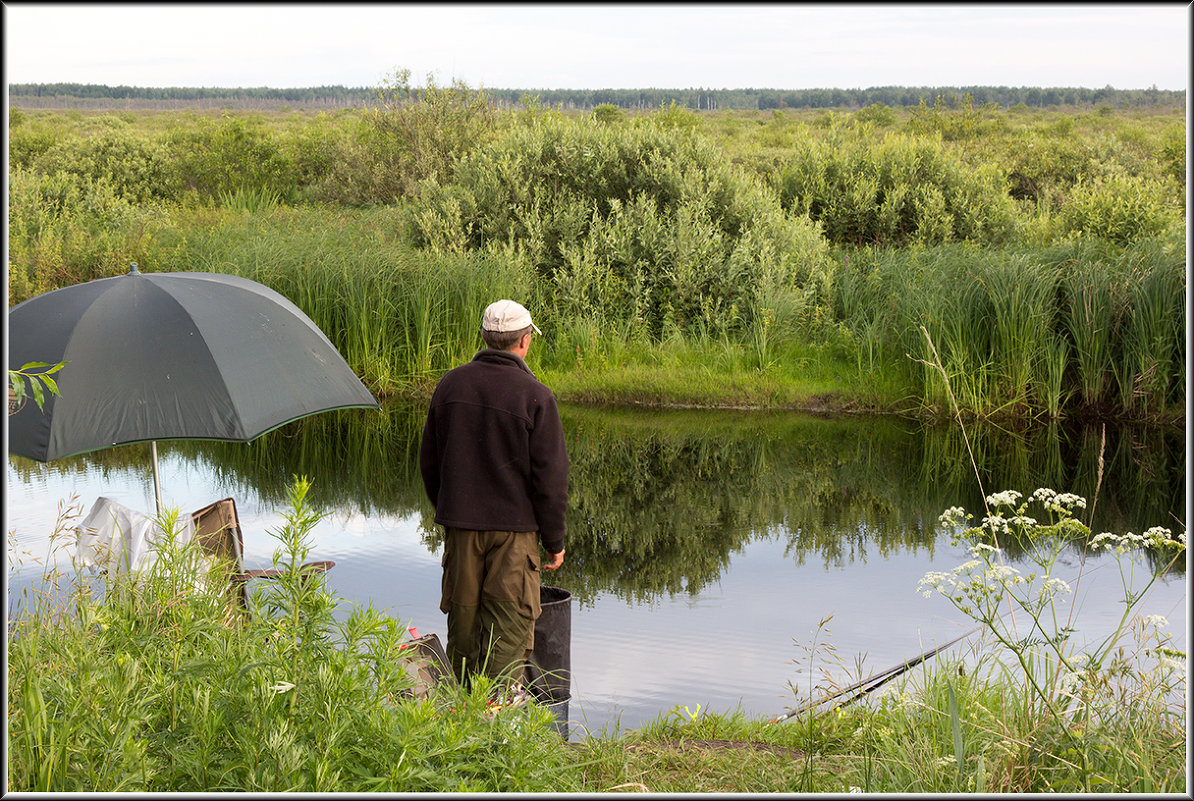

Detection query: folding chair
xmin=190 ymin=497 xmax=334 ymax=616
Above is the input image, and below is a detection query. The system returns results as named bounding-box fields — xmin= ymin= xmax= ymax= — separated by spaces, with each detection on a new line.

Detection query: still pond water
xmin=7 ymin=402 xmax=1187 ymax=738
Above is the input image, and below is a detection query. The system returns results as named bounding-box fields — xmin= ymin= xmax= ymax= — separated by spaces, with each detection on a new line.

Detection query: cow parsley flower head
xmin=1041 ymin=576 xmax=1072 ymax=599
xmin=986 ymin=490 xmax=1022 ymax=508
xmin=939 ymin=506 xmax=969 ymax=528
xmin=982 ymin=514 xmax=1012 ymax=536
xmin=1143 ymin=615 xmax=1169 ymax=630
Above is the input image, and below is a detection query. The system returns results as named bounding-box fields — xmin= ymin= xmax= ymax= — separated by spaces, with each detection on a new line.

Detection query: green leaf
xmin=947 ymin=679 xmax=964 ymax=783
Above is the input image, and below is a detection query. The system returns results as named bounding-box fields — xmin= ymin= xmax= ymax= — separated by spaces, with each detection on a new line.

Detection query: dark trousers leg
xmin=441 ymin=528 xmax=541 ymax=685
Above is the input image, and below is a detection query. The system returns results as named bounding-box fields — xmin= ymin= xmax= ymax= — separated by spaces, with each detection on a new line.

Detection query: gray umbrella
xmin=8 ymin=264 xmax=381 ymax=514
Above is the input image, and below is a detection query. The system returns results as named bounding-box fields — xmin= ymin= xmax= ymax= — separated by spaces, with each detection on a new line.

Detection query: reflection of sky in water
xmin=7 ymin=450 xmax=1187 ymax=739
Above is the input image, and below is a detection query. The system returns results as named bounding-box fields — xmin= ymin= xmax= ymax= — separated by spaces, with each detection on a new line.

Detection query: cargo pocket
xmin=520 ymin=552 xmax=542 ymax=619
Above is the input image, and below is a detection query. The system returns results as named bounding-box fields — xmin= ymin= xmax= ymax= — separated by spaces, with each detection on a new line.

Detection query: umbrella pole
xmin=151 ymin=441 xmax=163 ymax=518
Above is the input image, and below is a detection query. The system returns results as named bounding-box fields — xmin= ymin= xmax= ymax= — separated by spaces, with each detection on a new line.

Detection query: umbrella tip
xmin=128 ymin=262 xmax=141 ymax=275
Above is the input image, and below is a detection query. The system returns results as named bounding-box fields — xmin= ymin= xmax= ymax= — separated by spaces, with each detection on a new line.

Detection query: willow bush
xmin=33 ymin=129 xmax=184 ymax=204
xmin=404 ymin=114 xmax=833 ymax=342
xmin=312 ymin=70 xmax=499 ymax=206
xmin=772 ymin=127 xmax=1021 ymax=248
xmin=1056 ymin=170 xmax=1183 ymax=243
xmin=7 ymin=167 xmax=173 ymax=302
xmin=163 ymin=113 xmax=302 ymax=202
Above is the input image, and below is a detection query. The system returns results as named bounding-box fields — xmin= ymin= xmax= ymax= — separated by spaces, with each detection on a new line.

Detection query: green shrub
xmin=591 ymin=103 xmax=623 ymax=124
xmin=8 ymin=111 xmax=62 ymax=169
xmin=776 ymin=132 xmax=1019 ymax=247
xmin=7 ymin=167 xmax=171 ymax=302
xmin=314 ymin=70 xmax=498 ymax=205
xmin=904 ymin=93 xmax=1000 ymax=141
xmin=1057 ymin=171 xmax=1181 ymax=243
xmin=35 ymin=131 xmax=182 ymax=203
xmin=652 ymin=100 xmax=701 ymax=132
xmin=853 ymin=102 xmax=897 ymax=129
xmin=166 ymin=113 xmax=298 ymax=201
xmin=404 ymin=115 xmax=831 ymax=340
xmin=280 ymin=112 xmax=350 ymax=196
xmin=1003 ymin=132 xmax=1094 ymax=206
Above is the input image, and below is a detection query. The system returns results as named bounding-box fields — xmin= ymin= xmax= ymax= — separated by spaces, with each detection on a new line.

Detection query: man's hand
xmin=543 ymin=548 xmax=565 ymax=571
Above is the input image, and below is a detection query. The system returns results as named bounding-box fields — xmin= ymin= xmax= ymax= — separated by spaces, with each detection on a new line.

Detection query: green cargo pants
xmin=440 ymin=528 xmax=542 ymax=686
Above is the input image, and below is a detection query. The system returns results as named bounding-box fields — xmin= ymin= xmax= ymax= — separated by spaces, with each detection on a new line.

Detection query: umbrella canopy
xmin=9 ymin=267 xmax=380 ymax=508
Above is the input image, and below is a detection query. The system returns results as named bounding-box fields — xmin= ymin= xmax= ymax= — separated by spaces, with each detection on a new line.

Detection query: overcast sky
xmin=3 ymin=3 xmax=1189 ymax=92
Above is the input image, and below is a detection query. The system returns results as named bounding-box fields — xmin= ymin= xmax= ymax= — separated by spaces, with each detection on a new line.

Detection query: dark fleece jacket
xmin=418 ymin=349 xmax=568 ymax=554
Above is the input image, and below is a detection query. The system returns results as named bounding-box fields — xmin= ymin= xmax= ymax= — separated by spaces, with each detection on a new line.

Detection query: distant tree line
xmin=8 ymin=83 xmax=371 ymax=103
xmin=8 ymin=82 xmax=1184 ymax=111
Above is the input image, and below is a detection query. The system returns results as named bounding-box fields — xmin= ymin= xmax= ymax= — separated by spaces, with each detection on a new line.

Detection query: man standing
xmin=419 ymin=299 xmax=568 ymax=689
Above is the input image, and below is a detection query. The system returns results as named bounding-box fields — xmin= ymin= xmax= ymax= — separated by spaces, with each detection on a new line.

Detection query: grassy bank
xmin=7 ymin=479 xmax=1186 ymax=792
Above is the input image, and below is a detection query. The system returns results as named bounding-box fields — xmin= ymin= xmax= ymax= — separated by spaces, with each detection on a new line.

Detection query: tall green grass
xmin=150 ymin=206 xmax=535 ymax=396
xmin=834 ymin=237 xmax=1184 ymax=420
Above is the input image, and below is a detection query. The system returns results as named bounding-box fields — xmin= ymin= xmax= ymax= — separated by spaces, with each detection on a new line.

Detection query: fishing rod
xmin=769 ymin=626 xmax=981 ymax=724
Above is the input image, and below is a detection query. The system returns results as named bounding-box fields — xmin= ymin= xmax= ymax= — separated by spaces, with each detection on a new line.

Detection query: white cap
xmin=481 ymin=299 xmax=542 ymax=335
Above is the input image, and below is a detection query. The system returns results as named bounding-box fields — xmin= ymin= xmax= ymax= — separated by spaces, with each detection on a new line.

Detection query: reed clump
xmin=834 ymin=236 xmax=1185 ymax=421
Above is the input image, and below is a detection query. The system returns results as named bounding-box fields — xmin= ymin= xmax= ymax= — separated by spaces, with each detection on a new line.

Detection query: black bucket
xmin=528 ymin=585 xmax=571 ymax=735
xmin=540 ymin=695 xmax=569 ymax=738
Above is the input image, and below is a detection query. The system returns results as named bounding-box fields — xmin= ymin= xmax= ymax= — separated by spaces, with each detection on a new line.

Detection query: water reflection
xmin=10 ymin=403 xmax=1185 ymax=601
xmin=7 ymin=402 xmax=1185 ymax=734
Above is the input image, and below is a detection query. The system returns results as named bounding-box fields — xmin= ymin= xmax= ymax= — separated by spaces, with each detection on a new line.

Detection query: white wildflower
xmin=1056 ymin=493 xmax=1086 ymax=510
xmin=986 ymin=490 xmax=1022 ymax=508
xmin=1158 ymin=655 xmax=1184 ymax=671
xmin=1143 ymin=615 xmax=1169 ymax=630
xmin=939 ymin=506 xmax=968 ymax=527
xmin=1142 ymin=526 xmax=1175 ymax=548
xmin=918 ymin=571 xmax=951 ymax=597
xmin=968 ymin=542 xmax=1000 ymax=556
xmin=982 ymin=514 xmax=1012 ymax=535
xmin=986 ymin=565 xmax=1021 ymax=582
xmin=1057 ymin=669 xmax=1082 ymax=696
xmin=1041 ymin=576 xmax=1072 ymax=598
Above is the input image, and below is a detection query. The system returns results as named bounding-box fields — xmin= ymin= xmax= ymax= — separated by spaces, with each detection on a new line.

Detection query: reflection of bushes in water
xmin=914 ymin=421 xmax=1184 ymax=557
xmin=16 ymin=403 xmax=1183 ymax=603
xmin=168 ymin=404 xmax=426 ymax=516
xmin=559 ymin=407 xmax=946 ymax=604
